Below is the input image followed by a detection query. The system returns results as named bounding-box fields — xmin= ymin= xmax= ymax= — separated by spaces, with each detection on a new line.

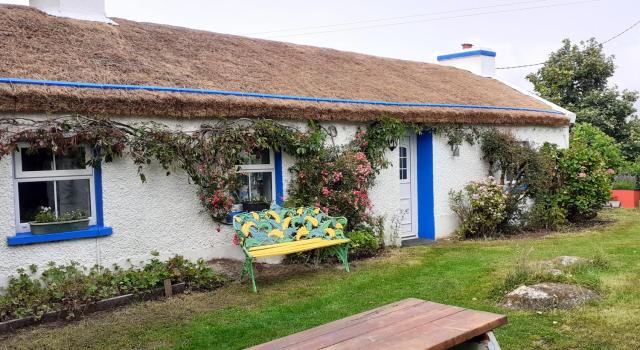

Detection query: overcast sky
xmin=3 ymin=0 xmax=639 ymax=109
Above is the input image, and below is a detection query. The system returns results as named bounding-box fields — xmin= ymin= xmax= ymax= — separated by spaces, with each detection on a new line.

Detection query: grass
xmin=2 ymin=209 xmax=640 ymax=350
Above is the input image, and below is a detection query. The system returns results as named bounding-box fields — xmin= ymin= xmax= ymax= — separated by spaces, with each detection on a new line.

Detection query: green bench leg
xmin=241 ymin=256 xmax=258 ymax=293
xmin=334 ymin=245 xmax=350 ymax=272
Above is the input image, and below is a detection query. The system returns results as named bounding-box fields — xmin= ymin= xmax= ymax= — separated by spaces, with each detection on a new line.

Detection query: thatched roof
xmin=0 ymin=5 xmax=569 ymax=126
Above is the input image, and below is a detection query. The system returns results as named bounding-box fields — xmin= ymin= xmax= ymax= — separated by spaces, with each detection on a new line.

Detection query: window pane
xmin=55 ymin=147 xmax=87 ymax=170
xmin=56 ymin=179 xmax=91 ymax=217
xmin=240 ymin=149 xmax=271 ymax=165
xmin=18 ymin=181 xmax=55 ymax=222
xmin=237 ymin=174 xmax=250 ymax=202
xmin=250 ymin=172 xmax=272 ymax=202
xmin=20 ymin=148 xmax=53 ymax=172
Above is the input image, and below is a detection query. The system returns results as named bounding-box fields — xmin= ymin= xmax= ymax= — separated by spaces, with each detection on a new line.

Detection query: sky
xmin=2 ymin=0 xmax=639 ymax=109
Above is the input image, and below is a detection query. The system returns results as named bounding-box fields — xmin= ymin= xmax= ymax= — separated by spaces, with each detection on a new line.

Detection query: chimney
xmin=437 ymin=43 xmax=496 ymax=77
xmin=29 ymin=0 xmax=116 ymax=24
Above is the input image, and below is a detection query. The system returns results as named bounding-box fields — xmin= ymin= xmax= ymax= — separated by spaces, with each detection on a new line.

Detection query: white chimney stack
xmin=29 ymin=0 xmax=116 ymax=25
xmin=437 ymin=43 xmax=496 ymax=77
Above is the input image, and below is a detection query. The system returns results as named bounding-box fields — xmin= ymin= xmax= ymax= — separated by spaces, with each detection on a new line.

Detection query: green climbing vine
xmin=0 ymin=115 xmax=482 ymax=227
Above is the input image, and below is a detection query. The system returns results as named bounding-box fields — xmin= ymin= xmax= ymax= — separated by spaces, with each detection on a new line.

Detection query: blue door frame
xmin=416 ymin=132 xmax=436 ymax=240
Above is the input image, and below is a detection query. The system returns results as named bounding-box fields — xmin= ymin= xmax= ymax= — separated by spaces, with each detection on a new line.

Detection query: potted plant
xmin=241 ymin=197 xmax=270 ymax=212
xmin=611 ymin=175 xmax=640 ymax=209
xmin=30 ymin=207 xmax=90 ymax=234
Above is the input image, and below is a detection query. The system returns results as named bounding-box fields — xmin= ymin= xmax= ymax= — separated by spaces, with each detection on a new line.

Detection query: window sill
xmin=7 ymin=225 xmax=113 ymax=246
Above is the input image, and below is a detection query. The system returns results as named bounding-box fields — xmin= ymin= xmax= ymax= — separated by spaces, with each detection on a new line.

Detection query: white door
xmin=398 ymin=135 xmax=418 ymax=239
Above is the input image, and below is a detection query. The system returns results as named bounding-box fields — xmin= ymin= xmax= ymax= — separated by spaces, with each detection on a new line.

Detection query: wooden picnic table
xmin=248 ymin=298 xmax=507 ymax=350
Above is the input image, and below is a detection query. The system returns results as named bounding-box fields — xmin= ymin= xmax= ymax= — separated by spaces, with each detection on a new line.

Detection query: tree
xmin=570 ymin=123 xmax=624 ymax=170
xmin=527 ymin=38 xmax=639 ymax=158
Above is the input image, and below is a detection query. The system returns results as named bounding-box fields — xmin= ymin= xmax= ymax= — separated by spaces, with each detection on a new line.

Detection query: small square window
xmin=236 ymin=149 xmax=276 ymax=204
xmin=14 ymin=145 xmax=96 ymax=233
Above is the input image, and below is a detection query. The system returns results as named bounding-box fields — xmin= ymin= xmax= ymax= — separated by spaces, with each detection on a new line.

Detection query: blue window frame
xmin=7 ymin=146 xmax=112 ymax=246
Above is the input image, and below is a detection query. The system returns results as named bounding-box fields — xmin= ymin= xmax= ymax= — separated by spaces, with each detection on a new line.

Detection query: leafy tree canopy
xmin=527 ymin=38 xmax=639 ymax=158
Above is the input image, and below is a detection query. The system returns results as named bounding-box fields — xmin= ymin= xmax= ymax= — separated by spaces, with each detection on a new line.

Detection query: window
xmin=236 ymin=149 xmax=275 ymax=203
xmin=13 ymin=145 xmax=96 ymax=233
xmin=399 ymin=146 xmax=408 ymax=180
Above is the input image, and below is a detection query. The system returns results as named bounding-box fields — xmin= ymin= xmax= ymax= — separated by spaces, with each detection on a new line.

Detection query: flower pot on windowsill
xmin=29 ymin=219 xmax=90 ymax=234
xmin=241 ymin=202 xmax=270 ymax=212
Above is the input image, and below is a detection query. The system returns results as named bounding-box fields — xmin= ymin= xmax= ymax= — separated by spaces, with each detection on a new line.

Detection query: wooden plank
xmin=361 ymin=309 xmax=507 ymax=350
xmin=249 ymin=299 xmax=507 ymax=350
xmin=280 ymin=301 xmax=451 ymax=350
xmin=247 ymin=298 xmax=424 ymax=350
xmin=323 ymin=305 xmax=465 ymax=349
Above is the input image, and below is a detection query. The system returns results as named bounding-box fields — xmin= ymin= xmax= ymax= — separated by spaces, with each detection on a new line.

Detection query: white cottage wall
xmin=0 ymin=114 xmax=567 ymax=285
xmin=0 ymin=116 xmax=403 ymax=285
xmin=432 ymin=125 xmax=570 ymax=238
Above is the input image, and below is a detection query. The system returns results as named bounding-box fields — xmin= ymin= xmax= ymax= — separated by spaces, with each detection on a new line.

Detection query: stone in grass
xmin=552 ymin=256 xmax=587 ymax=267
xmin=501 ymin=282 xmax=598 ymax=310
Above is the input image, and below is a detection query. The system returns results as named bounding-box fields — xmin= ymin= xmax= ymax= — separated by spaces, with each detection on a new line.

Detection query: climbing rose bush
xmin=449 ymin=177 xmax=508 ymax=239
xmin=288 ymin=149 xmax=374 ymax=228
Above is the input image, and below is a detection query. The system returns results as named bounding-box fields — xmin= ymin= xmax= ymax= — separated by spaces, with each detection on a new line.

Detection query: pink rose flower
xmin=578 ymin=172 xmax=587 ymax=178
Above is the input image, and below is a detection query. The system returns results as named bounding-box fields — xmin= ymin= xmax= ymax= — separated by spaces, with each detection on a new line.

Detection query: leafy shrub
xmin=449 ymin=177 xmax=507 ymax=239
xmin=552 ymin=143 xmax=612 ymax=221
xmin=287 ymin=147 xmax=374 ymax=228
xmin=346 ymin=230 xmax=381 ymax=259
xmin=0 ymin=254 xmax=225 ymax=322
xmin=618 ymin=161 xmax=640 ymax=177
xmin=525 ymin=198 xmax=568 ymax=231
xmin=570 ymin=123 xmax=625 ymax=170
xmin=480 ymin=130 xmax=558 ymax=232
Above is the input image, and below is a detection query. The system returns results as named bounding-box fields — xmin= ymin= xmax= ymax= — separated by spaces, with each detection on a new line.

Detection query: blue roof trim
xmin=437 ymin=50 xmax=497 ymax=61
xmin=0 ymin=77 xmax=564 ymax=116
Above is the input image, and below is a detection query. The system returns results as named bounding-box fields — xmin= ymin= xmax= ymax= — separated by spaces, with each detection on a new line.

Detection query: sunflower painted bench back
xmin=233 ymin=206 xmax=350 ymax=292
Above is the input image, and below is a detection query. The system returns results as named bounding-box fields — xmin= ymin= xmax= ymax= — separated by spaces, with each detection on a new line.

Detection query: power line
xmin=497 ymin=17 xmax=640 ymax=69
xmin=245 ymin=0 xmax=553 ymax=36
xmin=602 ymin=18 xmax=640 ymax=44
xmin=261 ymin=0 xmax=599 ymax=39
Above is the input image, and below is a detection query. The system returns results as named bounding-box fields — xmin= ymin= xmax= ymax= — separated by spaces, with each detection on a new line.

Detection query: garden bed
xmin=0 ymin=282 xmax=186 ymax=334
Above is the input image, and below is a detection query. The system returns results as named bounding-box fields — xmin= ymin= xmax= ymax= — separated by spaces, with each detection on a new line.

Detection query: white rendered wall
xmin=0 ymin=116 xmax=402 ymax=285
xmin=0 ymin=114 xmax=566 ymax=285
xmin=432 ymin=125 xmax=569 ymax=238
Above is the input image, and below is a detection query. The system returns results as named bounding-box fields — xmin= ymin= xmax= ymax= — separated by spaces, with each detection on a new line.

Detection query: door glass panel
xmin=56 ymin=179 xmax=91 ymax=217
xmin=55 ymin=147 xmax=87 ymax=170
xmin=18 ymin=181 xmax=55 ymax=222
xmin=20 ymin=148 xmax=53 ymax=172
xmin=399 ymin=146 xmax=408 ymax=180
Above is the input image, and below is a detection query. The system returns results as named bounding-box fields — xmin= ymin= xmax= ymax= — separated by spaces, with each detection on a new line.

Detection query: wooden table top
xmin=248 ymin=298 xmax=507 ymax=350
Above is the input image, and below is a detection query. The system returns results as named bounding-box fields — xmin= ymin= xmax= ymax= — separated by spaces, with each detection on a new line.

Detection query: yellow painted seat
xmin=233 ymin=206 xmax=350 ymax=292
xmin=248 ymin=238 xmax=350 ymax=258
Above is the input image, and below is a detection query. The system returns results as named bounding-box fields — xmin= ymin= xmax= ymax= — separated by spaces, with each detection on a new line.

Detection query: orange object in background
xmin=611 ymin=190 xmax=640 ymax=208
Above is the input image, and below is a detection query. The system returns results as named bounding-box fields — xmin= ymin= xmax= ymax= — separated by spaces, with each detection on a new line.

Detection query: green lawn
xmin=2 ymin=209 xmax=640 ymax=350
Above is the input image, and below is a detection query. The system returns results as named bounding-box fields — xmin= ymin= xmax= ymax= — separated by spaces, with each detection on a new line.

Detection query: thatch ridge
xmin=0 ymin=5 xmax=569 ymax=126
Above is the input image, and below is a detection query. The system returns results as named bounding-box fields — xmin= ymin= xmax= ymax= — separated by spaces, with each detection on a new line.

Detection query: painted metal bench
xmin=233 ymin=206 xmax=350 ymax=292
